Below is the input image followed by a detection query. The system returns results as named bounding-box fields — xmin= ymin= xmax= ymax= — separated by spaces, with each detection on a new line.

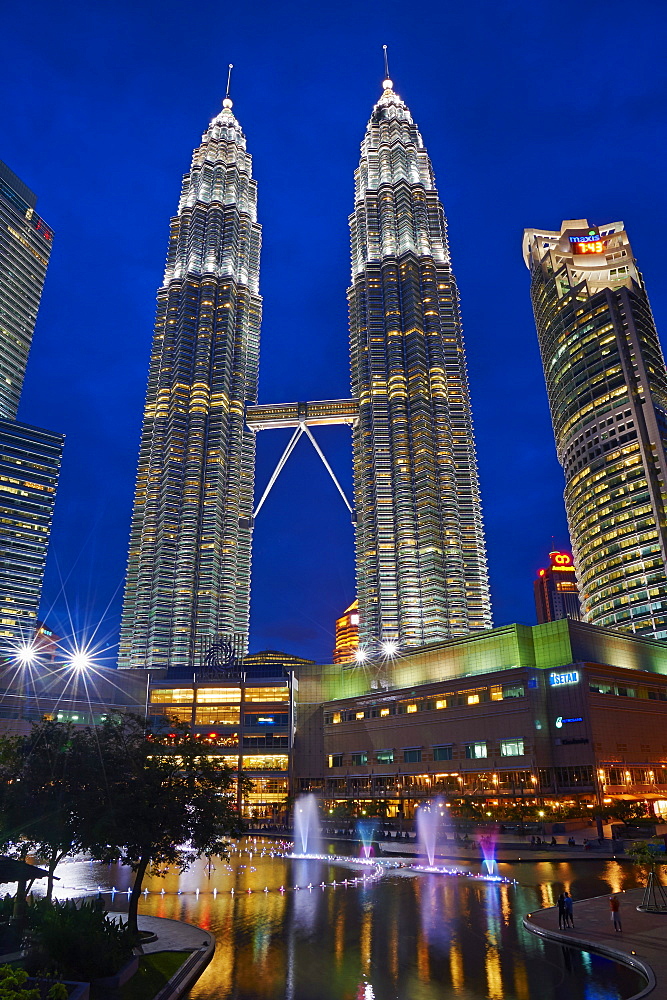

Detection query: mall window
xmin=465 ymin=742 xmax=487 ymax=759
xmin=589 ymin=680 xmax=612 ymax=694
xmin=403 ymin=748 xmax=422 ymax=763
xmin=435 ymin=699 xmax=447 ymax=710
xmin=195 ymin=706 xmax=239 ymax=725
xmin=196 ymin=688 xmax=241 ymax=703
xmin=244 ymin=712 xmax=289 ymax=728
xmin=616 ymin=686 xmax=636 ymax=698
xmin=351 ymin=752 xmax=368 ymax=766
xmin=328 ymin=754 xmax=343 ymax=768
xmin=502 ymin=684 xmax=525 ymax=699
xmin=433 ymin=745 xmax=453 ymax=761
xmin=150 ymin=688 xmax=193 ymax=704
xmin=500 ymin=739 xmax=524 ymax=757
xmin=245 ymin=686 xmax=289 ymax=702
xmin=376 ymin=750 xmax=394 ymax=764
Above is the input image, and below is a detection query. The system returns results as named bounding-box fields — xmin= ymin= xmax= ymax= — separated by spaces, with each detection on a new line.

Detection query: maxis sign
xmin=549 ymin=670 xmax=580 ymax=687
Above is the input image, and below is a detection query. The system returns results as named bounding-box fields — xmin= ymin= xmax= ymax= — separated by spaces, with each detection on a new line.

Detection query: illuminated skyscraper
xmin=119 ymin=94 xmax=261 ymax=669
xmin=534 ymin=550 xmax=581 ymax=624
xmin=524 ymin=220 xmax=667 ymax=638
xmin=0 ymin=160 xmax=53 ymax=420
xmin=348 ymin=77 xmax=491 ymax=647
xmin=0 ymin=162 xmax=63 ymax=648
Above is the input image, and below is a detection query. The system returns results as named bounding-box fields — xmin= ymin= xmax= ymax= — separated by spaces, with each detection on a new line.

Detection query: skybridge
xmin=246 ymin=399 xmax=358 ymax=518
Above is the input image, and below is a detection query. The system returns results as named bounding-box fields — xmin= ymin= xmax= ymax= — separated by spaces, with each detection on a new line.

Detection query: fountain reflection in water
xmin=417 ymin=798 xmax=443 ymax=866
xmin=293 ymin=794 xmax=322 ymax=855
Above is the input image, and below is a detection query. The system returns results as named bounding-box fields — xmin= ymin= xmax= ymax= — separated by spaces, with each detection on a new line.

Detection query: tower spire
xmin=223 ymin=63 xmax=234 ymax=109
xmin=382 ymin=44 xmax=393 ymax=90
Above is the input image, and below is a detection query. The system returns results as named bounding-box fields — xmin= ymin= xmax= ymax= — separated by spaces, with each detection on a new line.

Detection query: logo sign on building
xmin=549 ymin=670 xmax=580 ymax=687
xmin=555 ymin=716 xmax=583 ymax=728
xmin=569 ymin=231 xmax=603 ymax=255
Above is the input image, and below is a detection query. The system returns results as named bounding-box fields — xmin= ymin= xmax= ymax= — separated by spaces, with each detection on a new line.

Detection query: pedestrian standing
xmin=564 ymin=891 xmax=574 ymax=927
xmin=610 ymin=895 xmax=622 ymax=932
xmin=557 ymin=892 xmax=566 ymax=929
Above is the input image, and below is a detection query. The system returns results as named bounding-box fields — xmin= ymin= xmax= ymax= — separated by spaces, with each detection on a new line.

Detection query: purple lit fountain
xmin=293 ymin=794 xmax=322 ymax=856
xmin=357 ymin=818 xmax=376 ymax=859
xmin=480 ymin=833 xmax=498 ymax=876
xmin=416 ymin=798 xmax=443 ymax=866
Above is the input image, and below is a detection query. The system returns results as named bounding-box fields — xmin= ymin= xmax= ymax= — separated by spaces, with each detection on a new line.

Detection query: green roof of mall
xmin=294 ymin=619 xmax=667 ymax=704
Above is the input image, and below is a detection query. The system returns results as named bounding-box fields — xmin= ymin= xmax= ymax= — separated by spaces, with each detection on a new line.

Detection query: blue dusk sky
xmin=3 ymin=0 xmax=667 ymax=663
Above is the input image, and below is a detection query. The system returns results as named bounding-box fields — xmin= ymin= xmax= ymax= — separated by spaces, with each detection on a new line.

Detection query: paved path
xmin=523 ymin=887 xmax=667 ymax=998
xmin=134 ymin=915 xmax=213 ymax=954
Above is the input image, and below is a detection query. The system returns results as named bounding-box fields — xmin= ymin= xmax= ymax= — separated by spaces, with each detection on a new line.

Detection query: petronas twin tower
xmin=118 ymin=74 xmax=491 ymax=671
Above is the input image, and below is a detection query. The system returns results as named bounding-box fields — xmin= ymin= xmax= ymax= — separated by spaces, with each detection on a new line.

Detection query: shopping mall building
xmin=292 ymin=618 xmax=667 ymax=819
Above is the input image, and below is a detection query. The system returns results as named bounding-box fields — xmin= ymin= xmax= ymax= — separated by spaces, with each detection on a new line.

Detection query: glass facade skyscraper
xmin=524 ymin=220 xmax=667 ymax=638
xmin=348 ymin=79 xmax=491 ymax=647
xmin=0 ymin=421 xmax=63 ymax=645
xmin=119 ymin=98 xmax=261 ymax=670
xmin=0 ymin=160 xmax=53 ymax=421
xmin=0 ymin=162 xmax=63 ymax=648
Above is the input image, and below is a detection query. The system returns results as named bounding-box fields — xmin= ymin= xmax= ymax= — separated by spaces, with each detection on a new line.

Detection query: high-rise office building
xmin=333 ymin=599 xmax=359 ymax=663
xmin=0 ymin=422 xmax=63 ymax=645
xmin=119 ymin=96 xmax=261 ymax=670
xmin=0 ymin=163 xmax=63 ymax=651
xmin=0 ymin=160 xmax=53 ymax=419
xmin=524 ymin=220 xmax=667 ymax=638
xmin=348 ymin=78 xmax=491 ymax=647
xmin=534 ymin=550 xmax=581 ymax=624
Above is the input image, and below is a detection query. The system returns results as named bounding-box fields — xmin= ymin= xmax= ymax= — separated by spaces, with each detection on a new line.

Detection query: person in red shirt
xmin=610 ymin=895 xmax=622 ymax=932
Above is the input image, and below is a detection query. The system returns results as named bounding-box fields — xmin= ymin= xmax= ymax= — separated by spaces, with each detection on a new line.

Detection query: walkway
xmin=523 ymin=887 xmax=667 ymax=998
xmin=134 ymin=915 xmax=213 ymax=954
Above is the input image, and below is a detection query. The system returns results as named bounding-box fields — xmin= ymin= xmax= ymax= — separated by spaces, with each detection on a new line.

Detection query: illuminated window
xmin=407 ymin=704 xmax=418 ymax=714
xmin=356 ymin=711 xmax=365 ymax=720
xmin=490 ymin=686 xmax=503 ymax=702
xmin=467 ymin=694 xmax=480 ymax=706
xmin=194 ymin=707 xmax=239 ymax=725
xmin=380 ymin=708 xmax=390 ymax=717
xmin=465 ymin=742 xmax=487 ymax=759
xmin=333 ymin=712 xmax=342 ymax=724
xmin=351 ymin=752 xmax=368 ymax=766
xmin=328 ymin=754 xmax=343 ymax=768
xmin=436 ymin=699 xmax=447 ymax=709
xmin=244 ymin=686 xmax=289 ymax=702
xmin=500 ymin=739 xmax=524 ymax=757
xmin=196 ymin=688 xmax=241 ymax=703
xmin=377 ymin=750 xmax=394 ymax=764
xmin=150 ymin=688 xmax=193 ymax=704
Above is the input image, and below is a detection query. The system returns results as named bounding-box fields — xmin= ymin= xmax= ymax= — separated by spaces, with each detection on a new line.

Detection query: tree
xmin=82 ymin=715 xmax=248 ymax=937
xmin=0 ymin=721 xmax=93 ymax=900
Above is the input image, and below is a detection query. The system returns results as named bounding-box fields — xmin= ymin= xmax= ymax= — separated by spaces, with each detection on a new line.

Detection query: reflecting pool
xmin=53 ymin=841 xmax=646 ymax=1000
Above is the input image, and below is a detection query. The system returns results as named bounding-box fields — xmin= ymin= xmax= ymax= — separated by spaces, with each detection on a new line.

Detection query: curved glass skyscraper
xmin=119 ymin=97 xmax=261 ymax=669
xmin=524 ymin=220 xmax=667 ymax=639
xmin=348 ymin=79 xmax=491 ymax=647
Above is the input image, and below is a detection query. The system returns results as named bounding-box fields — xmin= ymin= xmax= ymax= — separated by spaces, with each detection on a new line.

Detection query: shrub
xmin=23 ymin=898 xmax=134 ymax=982
xmin=0 ymin=965 xmax=39 ymax=999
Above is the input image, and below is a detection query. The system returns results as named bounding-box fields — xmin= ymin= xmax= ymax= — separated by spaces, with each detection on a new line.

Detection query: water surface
xmin=54 ymin=840 xmax=646 ymax=1000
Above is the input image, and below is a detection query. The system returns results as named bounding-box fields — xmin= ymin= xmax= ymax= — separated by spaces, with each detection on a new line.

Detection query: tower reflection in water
xmin=52 ymin=842 xmax=645 ymax=1000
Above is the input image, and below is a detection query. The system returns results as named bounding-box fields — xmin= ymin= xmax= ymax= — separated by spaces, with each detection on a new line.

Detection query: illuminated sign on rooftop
xmin=569 ymin=231 xmax=603 ymax=255
xmin=549 ymin=670 xmax=579 ymax=687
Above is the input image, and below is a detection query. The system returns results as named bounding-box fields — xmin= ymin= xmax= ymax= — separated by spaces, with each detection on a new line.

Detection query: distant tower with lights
xmin=348 ymin=60 xmax=492 ymax=647
xmin=333 ymin=599 xmax=360 ymax=663
xmin=524 ymin=220 xmax=667 ymax=638
xmin=534 ymin=550 xmax=581 ymax=624
xmin=119 ymin=78 xmax=261 ymax=669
